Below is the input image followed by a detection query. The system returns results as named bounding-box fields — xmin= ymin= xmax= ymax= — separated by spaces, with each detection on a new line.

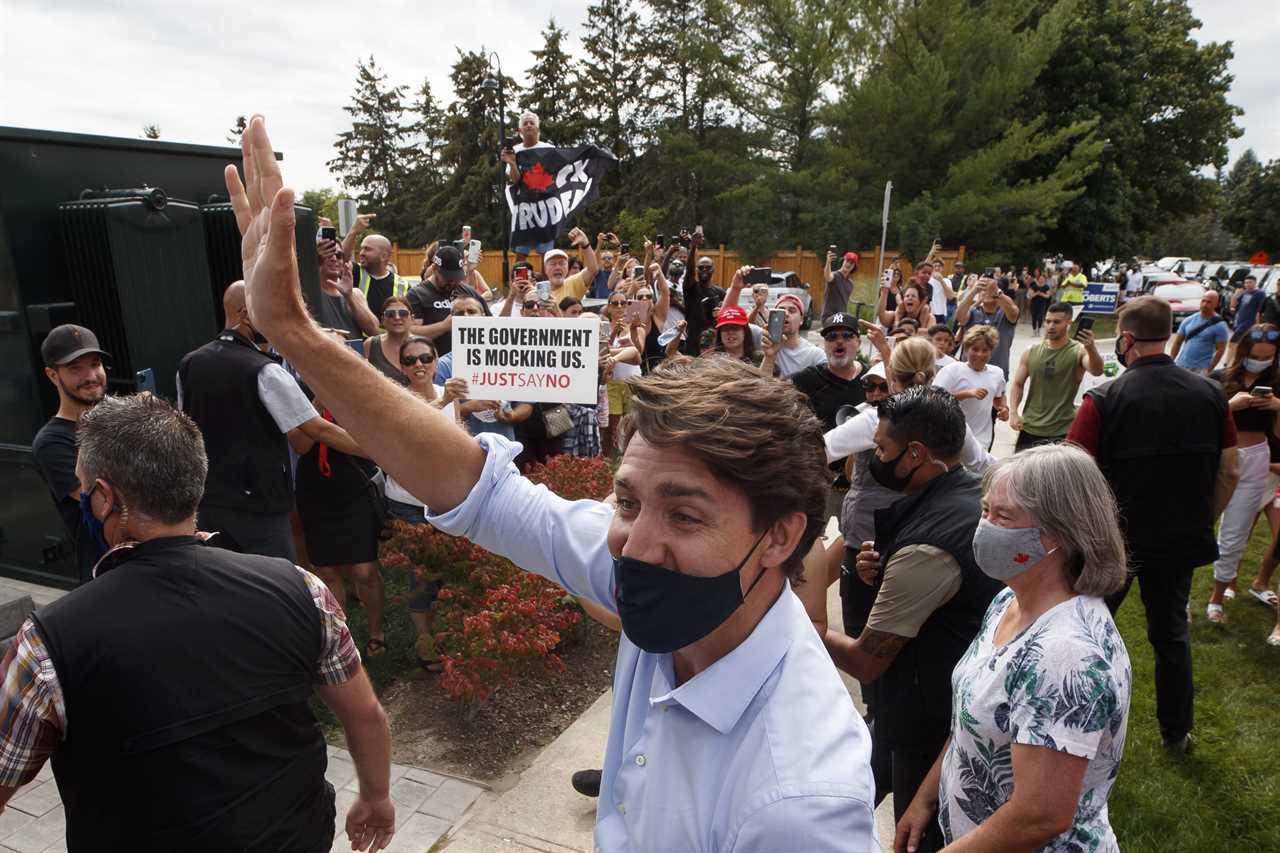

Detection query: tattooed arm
xmin=822 ymin=543 xmax=962 ymax=682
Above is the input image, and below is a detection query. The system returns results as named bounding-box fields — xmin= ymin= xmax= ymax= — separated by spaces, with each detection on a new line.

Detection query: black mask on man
xmin=868 ymin=445 xmax=919 ymax=492
xmin=613 ymin=530 xmax=770 ymax=654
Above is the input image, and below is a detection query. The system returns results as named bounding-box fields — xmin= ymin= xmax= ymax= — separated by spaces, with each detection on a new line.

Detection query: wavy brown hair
xmin=619 ymin=356 xmax=827 ymax=581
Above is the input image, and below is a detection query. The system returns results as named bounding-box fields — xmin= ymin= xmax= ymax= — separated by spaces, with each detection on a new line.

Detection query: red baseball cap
xmin=774 ymin=294 xmax=806 ymax=315
xmin=844 ymin=251 xmax=860 ymax=264
xmin=716 ymin=305 xmax=749 ymax=327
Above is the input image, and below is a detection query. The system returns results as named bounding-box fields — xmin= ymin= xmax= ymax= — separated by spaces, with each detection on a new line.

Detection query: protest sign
xmin=1083 ymin=281 xmax=1120 ymax=314
xmin=451 ymin=316 xmax=600 ymax=404
xmin=505 ymin=145 xmax=617 ymax=248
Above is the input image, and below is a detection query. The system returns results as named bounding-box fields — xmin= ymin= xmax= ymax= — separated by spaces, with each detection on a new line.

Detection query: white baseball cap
xmin=543 ymin=249 xmax=568 ymax=263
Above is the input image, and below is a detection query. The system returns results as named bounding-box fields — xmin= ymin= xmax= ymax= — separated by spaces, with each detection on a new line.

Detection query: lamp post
xmin=479 ymin=53 xmax=509 ymax=290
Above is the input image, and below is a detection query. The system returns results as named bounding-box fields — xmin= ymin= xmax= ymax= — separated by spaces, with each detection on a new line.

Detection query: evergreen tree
xmin=328 ymin=56 xmax=410 ymax=238
xmin=226 ymin=115 xmax=247 ymax=144
xmin=522 ymin=19 xmax=584 ymax=146
xmin=1026 ymin=0 xmax=1242 ymax=262
xmin=396 ymin=80 xmax=451 ymax=246
xmin=1223 ymin=151 xmax=1280 ymax=254
xmin=578 ymin=0 xmax=644 ymax=159
xmin=824 ymin=0 xmax=1102 ymax=260
xmin=141 ymin=124 xmax=161 ymax=139
xmin=424 ymin=49 xmax=520 ymax=248
xmin=299 ymin=188 xmax=341 ymax=224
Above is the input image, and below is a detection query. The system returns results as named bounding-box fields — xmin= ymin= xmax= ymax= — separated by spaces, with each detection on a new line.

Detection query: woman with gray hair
xmin=896 ymin=443 xmax=1132 ymax=853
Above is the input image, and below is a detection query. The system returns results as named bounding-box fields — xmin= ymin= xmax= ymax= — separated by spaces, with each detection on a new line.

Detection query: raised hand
xmin=224 ymin=115 xmax=309 ymax=341
xmin=441 ymin=378 xmax=469 ymax=404
xmin=335 ymin=257 xmax=355 ymax=297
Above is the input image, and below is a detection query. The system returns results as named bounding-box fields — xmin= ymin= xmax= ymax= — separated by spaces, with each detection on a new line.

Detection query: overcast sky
xmin=1 ymin=0 xmax=1274 ymax=193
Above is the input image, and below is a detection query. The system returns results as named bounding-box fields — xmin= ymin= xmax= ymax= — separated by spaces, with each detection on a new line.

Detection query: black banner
xmin=505 ymin=145 xmax=617 ymax=248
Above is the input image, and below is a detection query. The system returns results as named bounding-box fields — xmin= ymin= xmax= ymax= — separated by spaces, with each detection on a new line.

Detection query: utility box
xmin=0 ymin=126 xmax=319 ymax=587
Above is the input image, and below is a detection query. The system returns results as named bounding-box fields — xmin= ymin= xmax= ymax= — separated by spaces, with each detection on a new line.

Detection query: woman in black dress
xmin=296 ymin=332 xmax=388 ymax=656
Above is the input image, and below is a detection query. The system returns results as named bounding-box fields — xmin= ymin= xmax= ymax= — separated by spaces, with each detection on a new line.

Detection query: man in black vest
xmin=0 ymin=393 xmax=394 ymax=852
xmin=1067 ymin=296 xmax=1239 ymax=754
xmin=822 ymin=386 xmax=1000 ymax=853
xmin=178 ymin=282 xmax=364 ymax=560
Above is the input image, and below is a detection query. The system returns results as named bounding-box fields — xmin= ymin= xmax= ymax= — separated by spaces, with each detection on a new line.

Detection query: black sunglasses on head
xmin=401 ymin=353 xmax=436 ymax=366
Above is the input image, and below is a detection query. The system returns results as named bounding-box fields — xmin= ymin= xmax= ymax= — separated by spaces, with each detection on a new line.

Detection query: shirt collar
xmin=649 ymin=582 xmax=798 ymax=734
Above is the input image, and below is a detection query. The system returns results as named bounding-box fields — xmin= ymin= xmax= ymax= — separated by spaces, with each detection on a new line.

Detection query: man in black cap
xmin=178 ymin=283 xmax=364 ymax=560
xmin=32 ymin=324 xmax=111 ymax=582
xmin=405 ymin=244 xmax=490 ymax=356
xmin=792 ymin=312 xmax=868 ymax=519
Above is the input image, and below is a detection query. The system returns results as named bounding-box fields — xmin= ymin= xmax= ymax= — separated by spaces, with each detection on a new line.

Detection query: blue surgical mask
xmin=972 ymin=518 xmax=1058 ymax=582
xmin=79 ymin=488 xmax=110 ymax=553
xmin=1244 ymin=357 xmax=1272 ymax=375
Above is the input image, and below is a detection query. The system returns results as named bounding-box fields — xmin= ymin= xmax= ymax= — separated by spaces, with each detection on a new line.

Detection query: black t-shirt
xmin=405 ymin=281 xmax=489 ymax=356
xmin=791 ymin=364 xmax=866 ymax=432
xmin=353 ymin=263 xmax=396 ymax=315
xmin=32 ymin=416 xmax=100 ymax=582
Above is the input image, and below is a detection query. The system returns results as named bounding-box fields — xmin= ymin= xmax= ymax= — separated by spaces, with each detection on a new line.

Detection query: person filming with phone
xmin=1005 ymin=302 xmax=1103 ymax=452
xmin=1204 ymin=325 xmax=1280 ymax=624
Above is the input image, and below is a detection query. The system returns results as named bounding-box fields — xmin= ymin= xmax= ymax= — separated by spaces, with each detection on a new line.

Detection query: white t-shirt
xmin=936 ymin=353 xmax=956 ymax=369
xmin=512 ymin=140 xmax=553 ymax=153
xmin=774 ymin=339 xmax=828 ymax=378
xmin=933 ymin=361 xmax=1006 ymax=449
xmin=929 ymin=275 xmax=949 ymax=316
xmin=1125 ymin=270 xmax=1143 ymax=294
xmin=823 ymin=406 xmax=995 ymax=473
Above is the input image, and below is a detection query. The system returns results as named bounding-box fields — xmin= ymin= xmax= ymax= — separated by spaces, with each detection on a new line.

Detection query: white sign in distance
xmin=451 ymin=316 xmax=600 ymax=404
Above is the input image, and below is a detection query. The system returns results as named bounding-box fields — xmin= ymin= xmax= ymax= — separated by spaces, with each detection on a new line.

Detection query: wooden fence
xmin=391 ymin=244 xmax=967 ymax=314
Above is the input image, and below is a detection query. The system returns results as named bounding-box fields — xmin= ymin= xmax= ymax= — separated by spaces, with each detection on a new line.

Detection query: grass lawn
xmin=1108 ymin=518 xmax=1280 ymax=851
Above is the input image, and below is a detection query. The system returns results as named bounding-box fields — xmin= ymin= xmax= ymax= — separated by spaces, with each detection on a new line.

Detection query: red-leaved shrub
xmin=380 ymin=453 xmax=613 ymax=704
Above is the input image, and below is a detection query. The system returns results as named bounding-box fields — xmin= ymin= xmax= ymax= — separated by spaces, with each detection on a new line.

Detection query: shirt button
xmin=635 ymin=754 xmax=646 ymax=767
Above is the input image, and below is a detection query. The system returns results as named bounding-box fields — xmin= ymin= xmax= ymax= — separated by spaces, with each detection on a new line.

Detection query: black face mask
xmin=1113 ymin=334 xmax=1129 ymax=367
xmin=613 ymin=531 xmax=770 ymax=654
xmin=697 ymin=268 xmax=713 ymax=283
xmin=868 ymin=445 xmax=919 ymax=492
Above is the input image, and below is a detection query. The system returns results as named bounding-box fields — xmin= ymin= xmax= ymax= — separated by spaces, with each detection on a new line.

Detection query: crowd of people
xmin=9 ymin=113 xmax=1278 ymax=852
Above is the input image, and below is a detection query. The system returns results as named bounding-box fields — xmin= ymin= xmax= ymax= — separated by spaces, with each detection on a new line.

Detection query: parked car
xmin=1154 ymin=256 xmax=1191 ymax=272
xmin=1178 ymin=260 xmax=1209 ymax=279
xmin=1141 ymin=271 xmax=1190 ymax=292
xmin=735 ymin=271 xmax=814 ymax=328
xmin=1153 ymin=282 xmax=1205 ymax=323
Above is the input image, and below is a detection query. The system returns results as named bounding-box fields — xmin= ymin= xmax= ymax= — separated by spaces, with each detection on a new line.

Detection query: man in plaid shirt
xmin=0 ymin=394 xmax=393 ymax=853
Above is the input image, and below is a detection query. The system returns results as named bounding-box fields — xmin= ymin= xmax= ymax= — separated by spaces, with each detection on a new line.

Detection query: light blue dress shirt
xmin=427 ymin=434 xmax=878 ymax=852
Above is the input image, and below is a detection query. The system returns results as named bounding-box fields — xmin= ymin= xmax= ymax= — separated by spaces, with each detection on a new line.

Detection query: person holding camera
xmin=1205 ymin=325 xmax=1280 ymax=624
xmin=955 ymin=275 xmax=1020 ymax=378
xmin=1006 ymin=302 xmax=1103 ymax=452
xmin=316 ymin=235 xmax=379 ymax=339
xmin=824 ymin=250 xmax=859 ymax=317
xmin=404 ymin=244 xmax=491 ymax=356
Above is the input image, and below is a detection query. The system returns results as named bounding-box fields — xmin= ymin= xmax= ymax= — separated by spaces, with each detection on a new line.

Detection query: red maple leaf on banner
xmin=522 ymin=162 xmax=555 ymax=193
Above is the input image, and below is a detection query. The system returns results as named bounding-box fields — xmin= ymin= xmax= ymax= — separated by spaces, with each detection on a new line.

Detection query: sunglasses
xmin=861 ymin=378 xmax=888 ymax=391
xmin=401 ymin=353 xmax=436 ymax=367
xmin=608 ymin=300 xmax=626 ymax=307
xmin=383 ymin=309 xmax=411 ymax=319
xmin=523 ymin=302 xmax=540 ymax=311
xmin=633 ymin=293 xmax=654 ymax=301
xmin=1250 ymin=329 xmax=1280 ymax=342
xmin=823 ymin=330 xmax=858 ymax=342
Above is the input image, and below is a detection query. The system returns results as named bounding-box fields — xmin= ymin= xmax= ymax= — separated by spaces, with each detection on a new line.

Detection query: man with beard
xmin=792 ymin=314 xmax=867 ymax=521
xmin=32 ymin=325 xmax=111 ymax=582
xmin=316 ymin=237 xmax=379 ymax=338
xmin=543 ymin=229 xmax=599 ymax=303
xmin=340 ymin=214 xmax=405 ymax=312
xmin=178 ymin=283 xmax=364 ymax=560
xmin=405 ymin=245 xmax=491 ymax=356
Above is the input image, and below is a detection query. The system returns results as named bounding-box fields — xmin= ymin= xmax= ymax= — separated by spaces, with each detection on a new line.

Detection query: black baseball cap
xmin=821 ymin=312 xmax=859 ymax=335
xmin=42 ymin=324 xmax=111 ymax=367
xmin=435 ymin=245 xmax=465 ymax=282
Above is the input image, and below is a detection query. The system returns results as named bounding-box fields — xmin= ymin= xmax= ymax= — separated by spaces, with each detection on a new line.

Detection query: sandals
xmin=1248 ymin=587 xmax=1279 ymax=608
xmin=365 ymin=637 xmax=388 ymax=658
xmin=1206 ymin=603 xmax=1227 ymax=625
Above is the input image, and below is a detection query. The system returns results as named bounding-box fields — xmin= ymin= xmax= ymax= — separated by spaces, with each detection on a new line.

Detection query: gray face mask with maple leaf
xmin=971 ymin=518 xmax=1058 ymax=582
